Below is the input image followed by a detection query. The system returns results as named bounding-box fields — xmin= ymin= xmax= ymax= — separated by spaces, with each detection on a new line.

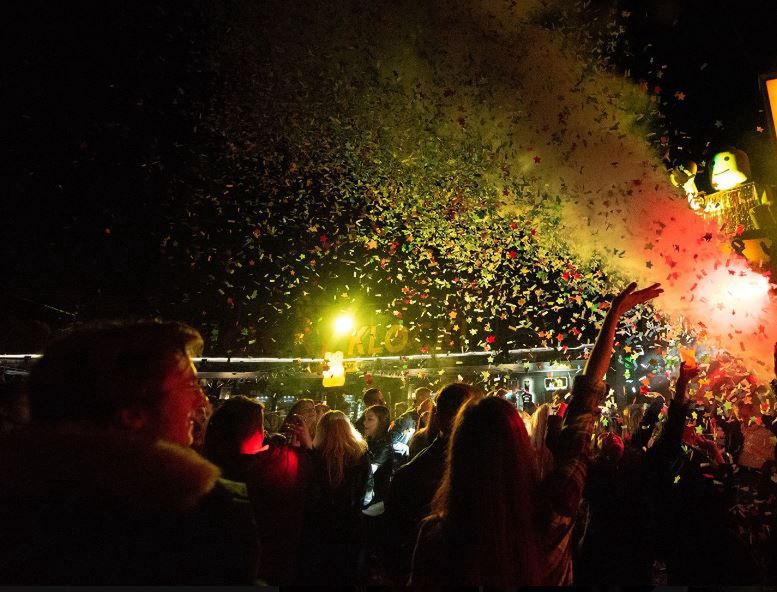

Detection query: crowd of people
xmin=1 ymin=280 xmax=777 ymax=585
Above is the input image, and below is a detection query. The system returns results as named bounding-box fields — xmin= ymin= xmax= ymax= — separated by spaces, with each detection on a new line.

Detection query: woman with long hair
xmin=529 ymin=403 xmax=554 ymax=480
xmin=302 ymin=410 xmax=370 ymax=585
xmin=411 ymin=396 xmax=542 ymax=586
xmin=363 ymin=404 xmax=393 ymax=504
xmin=411 ymin=282 xmax=663 ymax=586
xmin=313 ymin=410 xmax=368 ymax=490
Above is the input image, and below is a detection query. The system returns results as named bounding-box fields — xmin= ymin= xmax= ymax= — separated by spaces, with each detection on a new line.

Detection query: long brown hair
xmin=431 ymin=396 xmax=542 ymax=586
xmin=313 ymin=410 xmax=367 ymax=487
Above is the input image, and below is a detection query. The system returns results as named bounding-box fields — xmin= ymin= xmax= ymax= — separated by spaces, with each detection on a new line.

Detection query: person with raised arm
xmin=541 ymin=282 xmax=662 ymax=584
xmin=410 ymin=282 xmax=662 ymax=586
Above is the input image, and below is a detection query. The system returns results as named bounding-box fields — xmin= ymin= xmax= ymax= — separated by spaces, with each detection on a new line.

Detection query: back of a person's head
xmin=28 ymin=321 xmax=203 ymax=427
xmin=432 ymin=396 xmax=541 ymax=585
xmin=313 ymin=410 xmax=367 ymax=486
xmin=435 ymin=382 xmax=479 ymax=436
xmin=283 ymin=398 xmax=317 ymax=436
xmin=413 ymin=387 xmax=432 ymax=405
xmin=363 ymin=387 xmax=383 ymax=406
xmin=284 ymin=398 xmax=315 ymax=421
xmin=204 ymin=396 xmax=264 ymax=469
xmin=646 ymin=393 xmax=666 ymax=413
xmin=529 ymin=403 xmax=551 ymax=451
xmin=596 ymin=432 xmax=625 ymax=463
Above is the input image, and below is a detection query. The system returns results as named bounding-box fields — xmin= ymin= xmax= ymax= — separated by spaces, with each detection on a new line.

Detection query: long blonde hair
xmin=529 ymin=403 xmax=551 ymax=450
xmin=622 ymin=403 xmax=646 ymax=443
xmin=529 ymin=403 xmax=553 ymax=480
xmin=313 ymin=410 xmax=367 ymax=487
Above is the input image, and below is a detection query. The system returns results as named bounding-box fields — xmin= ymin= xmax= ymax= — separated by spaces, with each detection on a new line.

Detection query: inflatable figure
xmin=710 ymin=148 xmax=751 ymax=191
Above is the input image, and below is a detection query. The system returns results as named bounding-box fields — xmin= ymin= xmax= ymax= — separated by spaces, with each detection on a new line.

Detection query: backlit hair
xmin=431 ymin=396 xmax=541 ymax=586
xmin=529 ymin=403 xmax=551 ymax=451
xmin=313 ymin=410 xmax=367 ymax=487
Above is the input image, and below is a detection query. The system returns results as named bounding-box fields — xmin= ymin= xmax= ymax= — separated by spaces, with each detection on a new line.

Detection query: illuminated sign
xmin=544 ymin=376 xmax=569 ymax=391
xmin=761 ymin=73 xmax=777 ymax=145
xmin=345 ymin=324 xmax=410 ymax=356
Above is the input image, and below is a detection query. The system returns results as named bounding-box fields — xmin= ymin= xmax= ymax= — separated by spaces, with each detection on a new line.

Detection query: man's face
xmin=154 ymin=356 xmax=207 ymax=446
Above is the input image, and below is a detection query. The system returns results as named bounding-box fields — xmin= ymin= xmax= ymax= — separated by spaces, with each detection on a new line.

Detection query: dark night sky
xmin=4 ymin=2 xmax=210 ymax=348
xmin=2 ymin=0 xmax=777 ymax=352
xmin=621 ymin=0 xmax=777 ymax=181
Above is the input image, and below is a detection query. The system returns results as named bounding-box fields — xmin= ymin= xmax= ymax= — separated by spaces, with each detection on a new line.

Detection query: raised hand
xmin=678 ymin=360 xmax=701 ymax=383
xmin=612 ymin=282 xmax=664 ymax=317
xmin=286 ymin=415 xmax=313 ymax=449
xmin=584 ymin=282 xmax=663 ymax=384
xmin=675 ymin=361 xmax=700 ymax=403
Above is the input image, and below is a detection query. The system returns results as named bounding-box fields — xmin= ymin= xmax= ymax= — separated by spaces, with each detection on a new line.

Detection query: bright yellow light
xmin=323 ymin=351 xmax=346 ymax=387
xmin=333 ymin=313 xmax=355 ymax=335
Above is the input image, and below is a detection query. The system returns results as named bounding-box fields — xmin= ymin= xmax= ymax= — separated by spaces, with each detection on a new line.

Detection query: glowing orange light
xmin=696 ymin=266 xmax=771 ymax=333
xmin=766 ymin=77 xmax=777 ymax=144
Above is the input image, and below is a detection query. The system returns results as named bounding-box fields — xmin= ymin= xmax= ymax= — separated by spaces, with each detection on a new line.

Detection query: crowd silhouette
xmin=1 ymin=282 xmax=777 ymax=586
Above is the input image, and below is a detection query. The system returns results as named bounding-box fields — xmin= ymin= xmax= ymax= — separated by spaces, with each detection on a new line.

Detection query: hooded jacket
xmin=0 ymin=428 xmax=258 ymax=584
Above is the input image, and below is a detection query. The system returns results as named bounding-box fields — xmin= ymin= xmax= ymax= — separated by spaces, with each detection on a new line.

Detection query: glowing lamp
xmin=322 ymin=351 xmax=346 ymax=387
xmin=333 ymin=313 xmax=355 ymax=336
xmin=710 ymin=149 xmax=751 ymax=191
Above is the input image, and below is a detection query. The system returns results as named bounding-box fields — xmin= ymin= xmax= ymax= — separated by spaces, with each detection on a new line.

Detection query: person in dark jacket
xmin=410 ymin=281 xmax=663 ymax=586
xmin=301 ymin=410 xmax=371 ymax=585
xmin=204 ymin=395 xmax=316 ymax=585
xmin=363 ymin=404 xmax=393 ymax=506
xmin=575 ymin=431 xmax=654 ymax=585
xmin=645 ymin=362 xmax=758 ymax=585
xmin=384 ymin=382 xmax=479 ymax=584
xmin=390 ymin=387 xmax=432 ymax=452
xmin=0 ymin=321 xmax=258 ymax=585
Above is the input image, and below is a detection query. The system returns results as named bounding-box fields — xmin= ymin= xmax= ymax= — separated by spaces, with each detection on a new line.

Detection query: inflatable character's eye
xmin=724 ymin=156 xmax=730 ymax=161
